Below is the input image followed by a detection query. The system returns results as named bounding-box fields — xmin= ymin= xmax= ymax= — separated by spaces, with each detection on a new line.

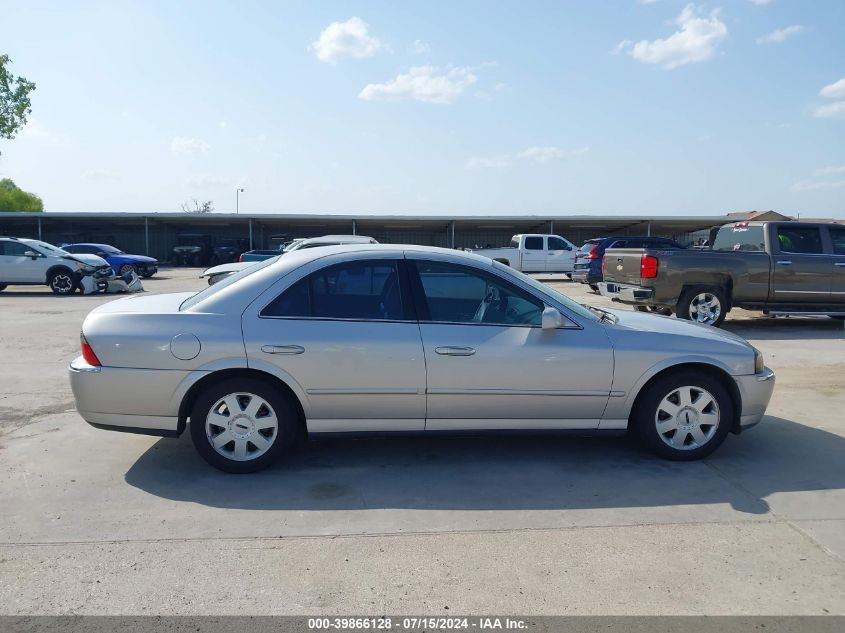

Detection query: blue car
xmin=62 ymin=243 xmax=158 ymax=278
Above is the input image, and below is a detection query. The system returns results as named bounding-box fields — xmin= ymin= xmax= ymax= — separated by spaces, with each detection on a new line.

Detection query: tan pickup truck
xmin=598 ymin=221 xmax=845 ymax=326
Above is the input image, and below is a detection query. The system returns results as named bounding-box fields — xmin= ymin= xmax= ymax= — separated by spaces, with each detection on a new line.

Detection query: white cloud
xmin=410 ymin=39 xmax=431 ymax=54
xmin=310 ymin=17 xmax=381 ymax=63
xmin=756 ymin=24 xmax=803 ymax=44
xmin=791 ymin=179 xmax=845 ymax=191
xmin=359 ymin=65 xmax=478 ymax=104
xmin=749 ymin=0 xmax=772 ymax=5
xmin=185 ymin=174 xmax=231 ymax=187
xmin=820 ymin=78 xmax=845 ymax=99
xmin=812 ymin=101 xmax=845 ymax=119
xmin=619 ymin=4 xmax=728 ymax=70
xmin=638 ymin=0 xmax=659 ymax=4
xmin=815 ymin=165 xmax=845 ymax=176
xmin=171 ymin=136 xmax=210 ymax=156
xmin=466 ymin=146 xmax=588 ymax=170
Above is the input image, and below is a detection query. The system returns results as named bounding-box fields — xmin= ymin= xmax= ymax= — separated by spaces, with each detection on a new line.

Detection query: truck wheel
xmin=0 ymin=284 xmax=6 ymax=292
xmin=589 ymin=284 xmax=599 ymax=292
xmin=677 ymin=286 xmax=727 ymax=327
xmin=49 ymin=269 xmax=77 ymax=295
xmin=189 ymin=377 xmax=299 ymax=473
xmin=633 ymin=370 xmax=733 ymax=460
xmin=635 ymin=306 xmax=672 ymax=316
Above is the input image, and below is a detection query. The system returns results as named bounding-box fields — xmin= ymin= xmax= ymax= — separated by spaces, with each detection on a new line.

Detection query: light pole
xmin=236 ymin=188 xmax=245 ymax=214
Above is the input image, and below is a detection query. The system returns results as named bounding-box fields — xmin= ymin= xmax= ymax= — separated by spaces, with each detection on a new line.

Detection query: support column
xmin=37 ymin=216 xmax=42 ymax=240
xmin=352 ymin=219 xmax=357 ymax=235
xmin=647 ymin=221 xmax=651 ymax=237
xmin=450 ymin=221 xmax=456 ymax=249
xmin=144 ymin=217 xmax=149 ymax=256
xmin=249 ymin=218 xmax=254 ymax=250
xmin=549 ymin=220 xmax=554 ymax=235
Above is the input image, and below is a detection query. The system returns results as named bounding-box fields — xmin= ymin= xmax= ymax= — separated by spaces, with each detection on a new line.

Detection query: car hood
xmin=201 ymin=262 xmax=255 ymax=276
xmin=89 ymin=291 xmax=196 ymax=315
xmin=64 ymin=254 xmax=110 ymax=267
xmin=607 ymin=308 xmax=751 ymax=347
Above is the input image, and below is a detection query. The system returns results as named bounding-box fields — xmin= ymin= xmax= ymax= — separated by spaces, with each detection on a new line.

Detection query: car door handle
xmin=261 ymin=345 xmax=305 ymax=355
xmin=776 ymin=260 xmax=792 ymax=265
xmin=434 ymin=346 xmax=476 ymax=356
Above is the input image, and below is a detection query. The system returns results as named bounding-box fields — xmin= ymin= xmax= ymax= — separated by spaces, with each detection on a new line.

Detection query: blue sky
xmin=1 ymin=0 xmax=843 ymax=216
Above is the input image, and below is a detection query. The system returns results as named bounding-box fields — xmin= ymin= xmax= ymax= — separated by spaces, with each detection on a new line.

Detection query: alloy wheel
xmin=654 ymin=385 xmax=720 ymax=450
xmin=51 ymin=273 xmax=74 ymax=294
xmin=689 ymin=292 xmax=722 ymax=325
xmin=205 ymin=392 xmax=279 ymax=461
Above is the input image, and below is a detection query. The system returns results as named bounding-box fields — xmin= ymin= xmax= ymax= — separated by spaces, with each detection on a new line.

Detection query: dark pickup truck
xmin=598 ymin=221 xmax=845 ymax=326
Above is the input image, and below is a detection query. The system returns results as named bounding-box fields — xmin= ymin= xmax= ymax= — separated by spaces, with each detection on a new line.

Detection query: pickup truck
xmin=598 ymin=221 xmax=845 ymax=326
xmin=472 ymin=234 xmax=578 ymax=273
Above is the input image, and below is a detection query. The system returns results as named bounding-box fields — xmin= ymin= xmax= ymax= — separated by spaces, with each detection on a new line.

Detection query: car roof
xmin=68 ymin=242 xmax=112 ymax=248
xmin=300 ymin=235 xmax=376 ymax=244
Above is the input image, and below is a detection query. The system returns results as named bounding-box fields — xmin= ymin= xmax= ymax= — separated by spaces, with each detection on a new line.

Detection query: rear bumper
xmin=69 ymin=356 xmax=184 ymax=436
xmin=598 ymin=281 xmax=654 ymax=304
xmin=733 ymin=368 xmax=776 ymax=432
xmin=571 ymin=270 xmax=600 ymax=284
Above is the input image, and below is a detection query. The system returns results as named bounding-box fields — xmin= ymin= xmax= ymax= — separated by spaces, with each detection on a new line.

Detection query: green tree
xmin=0 ymin=55 xmax=36 ymax=146
xmin=0 ymin=178 xmax=43 ymax=212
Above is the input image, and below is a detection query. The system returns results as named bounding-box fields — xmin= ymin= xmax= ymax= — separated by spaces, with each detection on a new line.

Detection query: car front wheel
xmin=634 ymin=371 xmax=733 ymax=460
xmin=118 ymin=263 xmax=137 ymax=276
xmin=189 ymin=377 xmax=298 ymax=473
xmin=49 ymin=270 xmax=76 ymax=295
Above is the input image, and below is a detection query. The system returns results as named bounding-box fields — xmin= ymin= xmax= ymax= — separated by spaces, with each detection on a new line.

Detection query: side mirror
xmin=23 ymin=250 xmax=38 ymax=259
xmin=542 ymin=306 xmax=565 ymax=330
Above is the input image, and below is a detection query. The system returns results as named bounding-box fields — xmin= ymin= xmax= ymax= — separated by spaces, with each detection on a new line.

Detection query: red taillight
xmin=80 ymin=333 xmax=101 ymax=367
xmin=238 ymin=254 xmax=245 ymax=262
xmin=583 ymin=245 xmax=600 ymax=260
xmin=641 ymin=255 xmax=659 ymax=279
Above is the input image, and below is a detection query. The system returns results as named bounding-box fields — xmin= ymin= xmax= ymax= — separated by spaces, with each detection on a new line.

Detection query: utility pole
xmin=236 ymin=188 xmax=245 ymax=214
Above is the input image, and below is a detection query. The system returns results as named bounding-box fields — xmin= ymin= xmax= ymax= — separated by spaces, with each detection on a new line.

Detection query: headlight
xmin=78 ymin=264 xmax=96 ymax=273
xmin=753 ymin=347 xmax=764 ymax=373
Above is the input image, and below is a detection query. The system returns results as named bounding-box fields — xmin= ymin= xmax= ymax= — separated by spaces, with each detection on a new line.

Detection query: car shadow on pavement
xmin=723 ymin=318 xmax=844 ymax=340
xmin=124 ymin=415 xmax=845 ymax=515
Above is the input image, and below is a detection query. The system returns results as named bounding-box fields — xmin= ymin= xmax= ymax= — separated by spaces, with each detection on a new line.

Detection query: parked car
xmin=472 ymin=234 xmax=577 ymax=273
xmin=70 ymin=244 xmax=774 ymax=473
xmin=239 ymin=235 xmax=379 ymax=263
xmin=62 ymin=243 xmax=159 ymax=278
xmin=0 ymin=237 xmax=115 ymax=295
xmin=200 ymin=235 xmax=381 ymax=284
xmin=598 ymin=221 xmax=845 ymax=326
xmin=172 ymin=234 xmax=214 ymax=266
xmin=572 ymin=236 xmax=686 ymax=291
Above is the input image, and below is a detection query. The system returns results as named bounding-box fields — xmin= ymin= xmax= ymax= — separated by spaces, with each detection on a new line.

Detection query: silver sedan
xmin=69 ymin=245 xmax=775 ymax=472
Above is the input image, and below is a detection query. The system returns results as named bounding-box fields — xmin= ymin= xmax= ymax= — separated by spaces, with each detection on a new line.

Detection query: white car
xmin=0 ymin=237 xmax=115 ymax=295
xmin=472 ymin=234 xmax=578 ymax=273
xmin=200 ymin=235 xmax=379 ymax=285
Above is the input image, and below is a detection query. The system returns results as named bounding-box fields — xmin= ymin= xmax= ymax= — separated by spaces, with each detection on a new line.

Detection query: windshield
xmin=180 ymin=257 xmax=278 ymax=311
xmin=99 ymin=244 xmax=123 ymax=254
xmin=493 ymin=261 xmax=599 ymax=322
xmin=578 ymin=241 xmax=599 ymax=254
xmin=22 ymin=239 xmax=69 ymax=256
xmin=282 ymin=239 xmax=305 ymax=252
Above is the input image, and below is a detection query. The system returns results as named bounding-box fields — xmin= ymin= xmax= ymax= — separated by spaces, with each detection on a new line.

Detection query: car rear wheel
xmin=49 ymin=269 xmax=76 ymax=295
xmin=634 ymin=371 xmax=733 ymax=460
xmin=0 ymin=284 xmax=6 ymax=292
xmin=677 ymin=286 xmax=727 ymax=327
xmin=189 ymin=377 xmax=298 ymax=473
xmin=118 ymin=263 xmax=136 ymax=276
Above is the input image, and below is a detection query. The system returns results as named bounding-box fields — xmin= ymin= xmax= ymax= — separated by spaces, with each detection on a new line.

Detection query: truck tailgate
xmin=602 ymin=248 xmax=649 ymax=285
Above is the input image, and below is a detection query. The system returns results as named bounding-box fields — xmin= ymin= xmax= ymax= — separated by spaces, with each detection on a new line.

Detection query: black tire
xmin=633 ymin=370 xmax=733 ymax=461
xmin=0 ymin=284 xmax=6 ymax=292
xmin=118 ymin=263 xmax=136 ymax=276
xmin=48 ymin=269 xmax=77 ymax=295
xmin=189 ymin=377 xmax=299 ymax=473
xmin=635 ymin=305 xmax=673 ymax=316
xmin=589 ymin=284 xmax=599 ymax=292
xmin=676 ymin=285 xmax=727 ymax=327
xmin=141 ymin=272 xmax=155 ymax=279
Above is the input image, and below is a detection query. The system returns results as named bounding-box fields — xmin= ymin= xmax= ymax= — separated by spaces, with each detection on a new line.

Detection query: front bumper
xmin=598 ymin=281 xmax=655 ymax=304
xmin=69 ymin=356 xmax=185 ymax=436
xmin=733 ymin=367 xmax=776 ymax=432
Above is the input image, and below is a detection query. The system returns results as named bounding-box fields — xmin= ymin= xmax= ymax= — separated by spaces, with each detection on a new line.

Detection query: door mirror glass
xmin=542 ymin=306 xmax=564 ymax=329
xmin=23 ymin=250 xmax=39 ymax=258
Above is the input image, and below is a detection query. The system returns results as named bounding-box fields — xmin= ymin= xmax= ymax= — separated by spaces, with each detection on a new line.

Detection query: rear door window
xmin=777 ymin=226 xmax=823 ymax=254
xmin=830 ymin=227 xmax=845 ymax=255
xmin=712 ymin=226 xmax=766 ymax=252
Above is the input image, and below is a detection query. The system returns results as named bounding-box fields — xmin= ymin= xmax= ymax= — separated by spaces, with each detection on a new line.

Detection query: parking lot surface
xmin=1 ymin=268 xmax=844 ymax=614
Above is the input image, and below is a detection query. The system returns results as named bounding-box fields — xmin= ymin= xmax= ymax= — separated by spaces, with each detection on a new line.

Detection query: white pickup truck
xmin=472 ymin=234 xmax=578 ymax=273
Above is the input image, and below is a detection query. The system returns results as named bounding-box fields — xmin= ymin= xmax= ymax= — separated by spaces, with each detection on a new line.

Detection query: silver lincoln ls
xmin=69 ymin=245 xmax=775 ymax=472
